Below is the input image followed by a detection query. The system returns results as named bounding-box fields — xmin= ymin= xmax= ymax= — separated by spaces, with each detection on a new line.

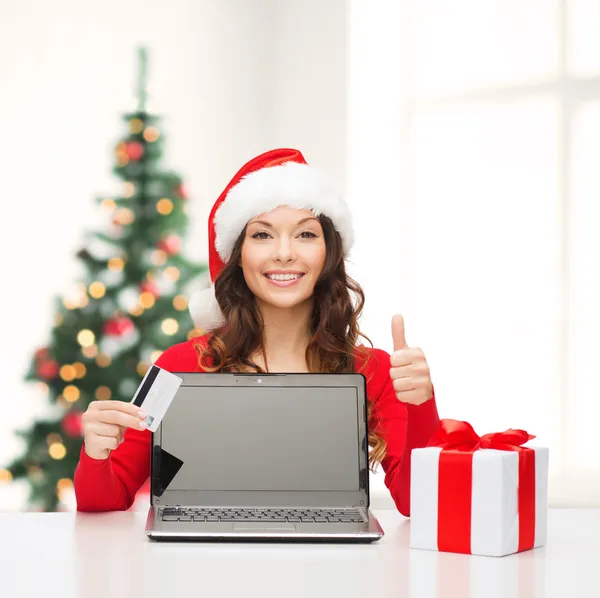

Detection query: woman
xmin=73 ymin=148 xmax=440 ymax=516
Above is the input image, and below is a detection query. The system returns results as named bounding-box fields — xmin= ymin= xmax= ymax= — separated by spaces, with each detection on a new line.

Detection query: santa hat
xmin=188 ymin=148 xmax=354 ymax=332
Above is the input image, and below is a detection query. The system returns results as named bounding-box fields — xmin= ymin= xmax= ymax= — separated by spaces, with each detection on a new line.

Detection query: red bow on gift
xmin=424 ymin=418 xmax=537 ymax=554
xmin=427 ymin=418 xmax=536 ymax=451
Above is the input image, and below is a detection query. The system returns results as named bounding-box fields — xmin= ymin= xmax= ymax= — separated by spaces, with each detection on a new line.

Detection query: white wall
xmin=267 ymin=0 xmax=348 ymax=191
xmin=0 ymin=0 xmax=274 ymax=508
xmin=345 ymin=0 xmax=410 ymax=508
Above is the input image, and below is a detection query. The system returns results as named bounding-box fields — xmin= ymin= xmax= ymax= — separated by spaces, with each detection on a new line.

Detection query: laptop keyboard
xmin=160 ymin=507 xmax=366 ymax=523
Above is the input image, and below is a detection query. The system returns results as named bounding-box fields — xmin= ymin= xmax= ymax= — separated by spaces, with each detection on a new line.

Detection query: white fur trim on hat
xmin=213 ymin=161 xmax=354 ymax=263
xmin=188 ymin=285 xmax=226 ymax=332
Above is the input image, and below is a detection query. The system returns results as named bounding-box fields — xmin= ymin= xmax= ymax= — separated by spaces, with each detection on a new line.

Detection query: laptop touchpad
xmin=233 ymin=523 xmax=297 ymax=532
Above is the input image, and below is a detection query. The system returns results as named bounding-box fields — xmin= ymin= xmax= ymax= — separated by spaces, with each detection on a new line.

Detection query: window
xmin=349 ymin=0 xmax=600 ymax=506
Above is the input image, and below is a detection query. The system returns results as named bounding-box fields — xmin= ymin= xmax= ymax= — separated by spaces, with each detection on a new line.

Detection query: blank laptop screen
xmin=160 ymin=385 xmax=361 ymax=492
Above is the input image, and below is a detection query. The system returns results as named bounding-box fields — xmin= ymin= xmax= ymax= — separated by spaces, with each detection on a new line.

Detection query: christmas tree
xmin=1 ymin=47 xmax=207 ymax=511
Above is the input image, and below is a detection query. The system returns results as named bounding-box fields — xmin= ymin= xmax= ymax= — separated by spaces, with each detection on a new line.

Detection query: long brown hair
xmin=195 ymin=213 xmax=387 ymax=471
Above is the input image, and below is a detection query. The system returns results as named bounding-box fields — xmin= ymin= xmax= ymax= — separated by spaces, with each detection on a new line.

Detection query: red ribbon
xmin=426 ymin=419 xmax=537 ymax=554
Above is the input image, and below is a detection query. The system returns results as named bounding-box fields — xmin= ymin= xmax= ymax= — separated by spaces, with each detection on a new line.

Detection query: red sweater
xmin=73 ymin=336 xmax=440 ymax=516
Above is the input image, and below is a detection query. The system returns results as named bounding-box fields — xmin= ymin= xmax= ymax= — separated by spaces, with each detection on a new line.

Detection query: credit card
xmin=130 ymin=365 xmax=183 ymax=432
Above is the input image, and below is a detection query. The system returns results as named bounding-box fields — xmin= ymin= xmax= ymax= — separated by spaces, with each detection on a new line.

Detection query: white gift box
xmin=410 ymin=445 xmax=549 ymax=557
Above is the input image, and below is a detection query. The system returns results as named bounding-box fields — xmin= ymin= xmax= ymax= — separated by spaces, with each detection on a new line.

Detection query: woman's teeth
xmin=265 ymin=273 xmax=303 ymax=281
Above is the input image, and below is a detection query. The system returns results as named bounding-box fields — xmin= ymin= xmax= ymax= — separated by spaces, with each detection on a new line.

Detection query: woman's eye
xmin=251 ymin=231 xmax=317 ymax=240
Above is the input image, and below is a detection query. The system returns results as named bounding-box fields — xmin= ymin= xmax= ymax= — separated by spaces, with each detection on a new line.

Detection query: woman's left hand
xmin=389 ymin=314 xmax=433 ymax=405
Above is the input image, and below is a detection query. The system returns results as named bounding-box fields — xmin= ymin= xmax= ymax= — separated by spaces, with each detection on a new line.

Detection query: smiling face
xmin=239 ymin=205 xmax=327 ymax=311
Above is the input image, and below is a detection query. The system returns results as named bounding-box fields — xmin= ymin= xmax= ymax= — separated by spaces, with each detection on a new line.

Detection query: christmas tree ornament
xmin=129 ymin=117 xmax=144 ymax=134
xmin=114 ymin=142 xmax=129 ymax=165
xmin=101 ymin=198 xmax=116 ymax=210
xmin=61 ymin=412 xmax=83 ymax=437
xmin=156 ymin=198 xmax=174 ymax=215
xmin=62 ymin=385 xmax=81 ymax=403
xmin=77 ymin=329 xmax=95 ymax=347
xmin=34 ymin=347 xmax=49 ymax=361
xmin=36 ymin=359 xmax=59 ymax=380
xmin=123 ymin=182 xmax=136 ymax=197
xmin=139 ymin=280 xmax=160 ymax=298
xmin=125 ymin=141 xmax=144 ymax=161
xmin=117 ymin=286 xmax=141 ymax=312
xmin=88 ymin=281 xmax=106 ymax=299
xmin=103 ymin=315 xmax=134 ymax=337
xmin=101 ymin=315 xmax=139 ymax=357
xmin=161 ymin=317 xmax=179 ymax=336
xmin=143 ymin=126 xmax=160 ymax=142
xmin=107 ymin=256 xmax=125 ymax=271
xmin=157 ymin=234 xmax=181 ymax=255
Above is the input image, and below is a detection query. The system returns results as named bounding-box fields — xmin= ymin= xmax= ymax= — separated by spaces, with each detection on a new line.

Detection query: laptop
xmin=144 ymin=372 xmax=384 ymax=542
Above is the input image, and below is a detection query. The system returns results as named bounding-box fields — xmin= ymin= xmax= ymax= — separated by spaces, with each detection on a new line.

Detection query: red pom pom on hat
xmin=189 ymin=148 xmax=354 ymax=332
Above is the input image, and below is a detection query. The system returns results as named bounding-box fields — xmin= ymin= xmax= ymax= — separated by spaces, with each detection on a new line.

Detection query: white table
xmin=0 ymin=508 xmax=596 ymax=598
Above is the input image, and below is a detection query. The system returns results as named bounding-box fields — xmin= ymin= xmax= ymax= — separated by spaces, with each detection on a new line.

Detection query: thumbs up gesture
xmin=390 ymin=314 xmax=433 ymax=405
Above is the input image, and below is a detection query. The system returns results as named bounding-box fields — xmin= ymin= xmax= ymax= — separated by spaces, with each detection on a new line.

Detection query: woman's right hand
xmin=82 ymin=400 xmax=148 ymax=460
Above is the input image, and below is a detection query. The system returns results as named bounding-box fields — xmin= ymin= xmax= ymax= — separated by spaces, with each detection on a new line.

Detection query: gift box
xmin=410 ymin=419 xmax=549 ymax=557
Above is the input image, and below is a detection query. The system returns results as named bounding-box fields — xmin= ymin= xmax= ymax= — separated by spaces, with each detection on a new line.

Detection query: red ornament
xmin=125 ymin=141 xmax=144 ymax=161
xmin=103 ymin=316 xmax=134 ymax=337
xmin=175 ymin=183 xmax=188 ymax=199
xmin=156 ymin=235 xmax=181 ymax=255
xmin=62 ymin=412 xmax=83 ymax=437
xmin=139 ymin=280 xmax=160 ymax=297
xmin=34 ymin=347 xmax=49 ymax=361
xmin=36 ymin=359 xmax=59 ymax=380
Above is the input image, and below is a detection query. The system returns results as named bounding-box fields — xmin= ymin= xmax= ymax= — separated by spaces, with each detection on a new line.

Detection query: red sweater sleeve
xmin=73 ymin=340 xmax=201 ymax=512
xmin=368 ymin=348 xmax=440 ymax=518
